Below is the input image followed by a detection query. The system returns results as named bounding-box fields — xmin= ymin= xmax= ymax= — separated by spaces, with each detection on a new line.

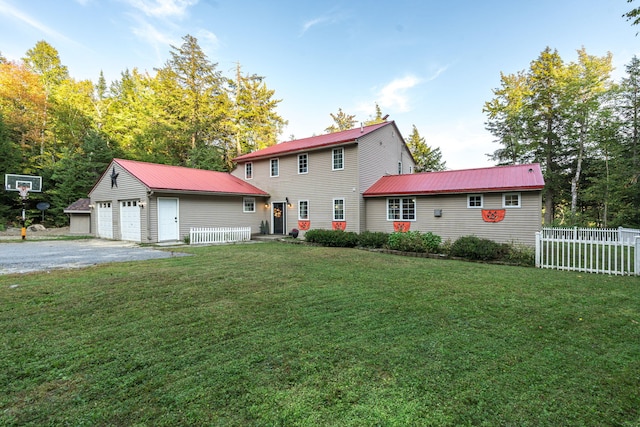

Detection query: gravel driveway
xmin=0 ymin=239 xmax=185 ymax=275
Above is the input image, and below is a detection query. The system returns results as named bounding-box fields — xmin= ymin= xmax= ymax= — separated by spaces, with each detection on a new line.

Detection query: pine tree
xmin=406 ymin=125 xmax=446 ymax=172
xmin=325 ymin=108 xmax=356 ymax=133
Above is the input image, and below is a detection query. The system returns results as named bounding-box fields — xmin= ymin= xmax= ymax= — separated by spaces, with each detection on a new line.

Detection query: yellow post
xmin=21 ymin=227 xmax=26 ymax=240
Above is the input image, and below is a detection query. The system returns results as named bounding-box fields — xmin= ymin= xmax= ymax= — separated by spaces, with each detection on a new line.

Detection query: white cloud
xmin=377 ymin=75 xmax=422 ymax=112
xmin=196 ymin=28 xmax=220 ymax=53
xmin=130 ymin=16 xmax=179 ymax=59
xmin=125 ymin=0 xmax=198 ymax=18
xmin=299 ymin=8 xmax=345 ymax=37
xmin=0 ymin=0 xmax=77 ymax=44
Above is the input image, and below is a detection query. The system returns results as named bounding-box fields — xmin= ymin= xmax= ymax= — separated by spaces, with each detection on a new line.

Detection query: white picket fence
xmin=189 ymin=226 xmax=251 ymax=245
xmin=535 ymin=227 xmax=640 ymax=276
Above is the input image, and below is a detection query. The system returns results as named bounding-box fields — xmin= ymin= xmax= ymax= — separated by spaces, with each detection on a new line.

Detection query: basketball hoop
xmin=18 ymin=185 xmax=30 ymax=199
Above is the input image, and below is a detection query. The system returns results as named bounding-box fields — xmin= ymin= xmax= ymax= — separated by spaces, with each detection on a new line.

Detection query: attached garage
xmin=89 ymin=159 xmax=269 ymax=243
xmin=119 ymin=200 xmax=141 ymax=242
xmin=96 ymin=202 xmax=113 ymax=239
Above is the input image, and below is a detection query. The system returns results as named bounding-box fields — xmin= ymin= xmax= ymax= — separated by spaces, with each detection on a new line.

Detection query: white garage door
xmin=96 ymin=202 xmax=113 ymax=239
xmin=120 ymin=200 xmax=141 ymax=242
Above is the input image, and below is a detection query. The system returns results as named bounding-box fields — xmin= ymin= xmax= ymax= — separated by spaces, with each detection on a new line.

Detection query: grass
xmin=1 ymin=243 xmax=639 ymax=426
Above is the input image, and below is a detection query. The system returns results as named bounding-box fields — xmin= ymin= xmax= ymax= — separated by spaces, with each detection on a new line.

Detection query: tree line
xmin=484 ymin=47 xmax=640 ymax=227
xmin=0 ymin=35 xmax=287 ymax=226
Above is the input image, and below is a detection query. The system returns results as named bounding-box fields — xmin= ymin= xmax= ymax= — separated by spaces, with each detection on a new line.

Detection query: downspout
xmin=147 ymin=190 xmax=154 ymax=241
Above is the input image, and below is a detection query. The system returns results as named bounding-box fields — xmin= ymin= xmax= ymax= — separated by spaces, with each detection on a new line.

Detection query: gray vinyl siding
xmin=89 ymin=163 xmax=148 ymax=241
xmin=232 ymin=144 xmax=361 ymax=235
xmin=142 ymin=194 xmax=267 ymax=242
xmin=365 ymin=191 xmax=542 ymax=246
xmin=357 ymin=124 xmax=415 ymax=231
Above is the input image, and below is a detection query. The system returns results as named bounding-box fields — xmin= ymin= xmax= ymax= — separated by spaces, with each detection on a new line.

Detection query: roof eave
xmin=363 ymin=186 xmax=544 ymax=197
xmin=233 ymin=140 xmax=358 ymax=163
xmin=149 ymin=188 xmax=270 ymax=197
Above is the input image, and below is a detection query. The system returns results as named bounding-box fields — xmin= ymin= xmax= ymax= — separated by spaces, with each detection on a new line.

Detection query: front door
xmin=158 ymin=197 xmax=179 ymax=241
xmin=273 ymin=202 xmax=286 ymax=235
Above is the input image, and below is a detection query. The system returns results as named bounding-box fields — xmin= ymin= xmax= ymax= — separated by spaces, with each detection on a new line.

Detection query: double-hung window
xmin=468 ymin=194 xmax=483 ymax=208
xmin=245 ymin=162 xmax=253 ymax=179
xmin=387 ymin=198 xmax=416 ymax=221
xmin=243 ymin=197 xmax=255 ymax=213
xmin=299 ymin=200 xmax=309 ymax=220
xmin=503 ymin=192 xmax=521 ymax=208
xmin=298 ymin=153 xmax=308 ymax=174
xmin=270 ymin=158 xmax=279 ymax=177
xmin=332 ymin=148 xmax=344 ymax=170
xmin=333 ymin=198 xmax=345 ymax=220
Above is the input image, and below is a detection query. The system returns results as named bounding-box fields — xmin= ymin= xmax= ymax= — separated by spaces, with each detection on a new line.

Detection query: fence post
xmin=635 ymin=236 xmax=640 ymax=276
xmin=535 ymin=231 xmax=541 ymax=268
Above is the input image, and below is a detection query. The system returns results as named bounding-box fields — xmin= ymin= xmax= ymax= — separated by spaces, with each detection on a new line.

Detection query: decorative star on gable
xmin=110 ymin=166 xmax=119 ymax=188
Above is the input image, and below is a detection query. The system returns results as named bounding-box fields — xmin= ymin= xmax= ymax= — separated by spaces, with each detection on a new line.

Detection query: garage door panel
xmin=97 ymin=202 xmax=113 ymax=239
xmin=120 ymin=200 xmax=141 ymax=242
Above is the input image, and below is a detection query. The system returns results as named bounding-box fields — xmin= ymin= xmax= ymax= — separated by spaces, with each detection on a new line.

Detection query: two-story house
xmin=85 ymin=120 xmax=543 ymax=245
xmin=231 ymin=121 xmax=414 ymax=236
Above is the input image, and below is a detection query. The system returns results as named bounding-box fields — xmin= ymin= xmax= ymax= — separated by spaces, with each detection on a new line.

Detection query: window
xmin=409 ymin=165 xmax=414 ymax=174
xmin=270 ymin=158 xmax=279 ymax=177
xmin=298 ymin=153 xmax=308 ymax=174
xmin=503 ymin=192 xmax=521 ymax=208
xmin=243 ymin=197 xmax=255 ymax=213
xmin=468 ymin=194 xmax=483 ymax=208
xmin=387 ymin=198 xmax=416 ymax=221
xmin=333 ymin=198 xmax=345 ymax=220
xmin=245 ymin=162 xmax=253 ymax=179
xmin=299 ymin=200 xmax=309 ymax=220
xmin=332 ymin=148 xmax=344 ymax=170
xmin=398 ymin=161 xmax=402 ymax=174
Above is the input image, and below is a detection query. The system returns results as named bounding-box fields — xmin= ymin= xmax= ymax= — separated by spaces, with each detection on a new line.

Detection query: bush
xmin=357 ymin=231 xmax=389 ymax=249
xmin=504 ymin=243 xmax=535 ymax=267
xmin=304 ymin=229 xmax=359 ymax=247
xmin=387 ymin=231 xmax=442 ymax=253
xmin=449 ymin=235 xmax=509 ymax=261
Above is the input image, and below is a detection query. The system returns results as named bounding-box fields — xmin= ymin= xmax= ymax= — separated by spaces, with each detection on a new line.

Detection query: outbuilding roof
xmin=233 ymin=121 xmax=392 ymax=162
xmin=64 ymin=198 xmax=91 ymax=213
xmin=363 ymin=163 xmax=544 ymax=197
xmin=103 ymin=159 xmax=269 ymax=196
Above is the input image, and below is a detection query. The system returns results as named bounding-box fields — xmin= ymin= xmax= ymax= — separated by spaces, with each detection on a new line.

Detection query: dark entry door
xmin=273 ymin=202 xmax=286 ymax=235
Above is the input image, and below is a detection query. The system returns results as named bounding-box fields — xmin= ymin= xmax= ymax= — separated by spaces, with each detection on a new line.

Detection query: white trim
xmin=298 ymin=153 xmax=309 ymax=174
xmin=270 ymin=158 xmax=279 ymax=177
xmin=503 ymin=192 xmax=521 ymax=208
xmin=467 ymin=194 xmax=483 ymax=208
xmin=243 ymin=197 xmax=256 ymax=213
xmin=333 ymin=198 xmax=345 ymax=221
xmin=332 ymin=148 xmax=344 ymax=171
xmin=386 ymin=197 xmax=416 ymax=221
xmin=245 ymin=162 xmax=253 ymax=180
xmin=298 ymin=200 xmax=309 ymax=220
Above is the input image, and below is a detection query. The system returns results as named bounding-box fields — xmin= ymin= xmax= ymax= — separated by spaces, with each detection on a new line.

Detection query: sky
xmin=1 ymin=0 xmax=638 ymax=170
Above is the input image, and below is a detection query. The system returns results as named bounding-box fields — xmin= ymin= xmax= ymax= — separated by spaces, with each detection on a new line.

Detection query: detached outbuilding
xmin=363 ymin=163 xmax=545 ymax=246
xmin=64 ymin=198 xmax=92 ymax=235
xmin=89 ymin=159 xmax=269 ymax=243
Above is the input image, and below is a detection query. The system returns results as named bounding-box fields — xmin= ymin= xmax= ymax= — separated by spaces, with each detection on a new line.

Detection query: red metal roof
xmin=112 ymin=159 xmax=269 ymax=196
xmin=233 ymin=121 xmax=392 ymax=162
xmin=363 ymin=163 xmax=544 ymax=197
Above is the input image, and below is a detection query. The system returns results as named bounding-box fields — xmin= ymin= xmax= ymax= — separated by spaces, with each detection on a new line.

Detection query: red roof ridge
xmin=233 ymin=121 xmax=393 ymax=162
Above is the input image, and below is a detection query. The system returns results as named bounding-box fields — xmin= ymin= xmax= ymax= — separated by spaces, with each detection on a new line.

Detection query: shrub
xmin=504 ymin=243 xmax=535 ymax=267
xmin=304 ymin=229 xmax=359 ymax=247
xmin=449 ymin=235 xmax=509 ymax=261
xmin=357 ymin=231 xmax=389 ymax=248
xmin=387 ymin=231 xmax=442 ymax=253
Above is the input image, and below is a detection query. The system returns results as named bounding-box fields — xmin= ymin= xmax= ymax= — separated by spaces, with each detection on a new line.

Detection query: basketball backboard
xmin=5 ymin=174 xmax=42 ymax=192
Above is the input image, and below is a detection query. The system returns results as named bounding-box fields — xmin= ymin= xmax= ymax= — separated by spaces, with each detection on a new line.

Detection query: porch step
xmin=252 ymin=234 xmax=286 ymax=242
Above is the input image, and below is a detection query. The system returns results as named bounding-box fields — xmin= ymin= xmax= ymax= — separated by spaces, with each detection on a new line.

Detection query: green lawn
xmin=1 ymin=243 xmax=639 ymax=426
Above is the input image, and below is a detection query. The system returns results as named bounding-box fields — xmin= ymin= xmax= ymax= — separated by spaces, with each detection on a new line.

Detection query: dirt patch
xmin=0 ymin=226 xmax=72 ymax=240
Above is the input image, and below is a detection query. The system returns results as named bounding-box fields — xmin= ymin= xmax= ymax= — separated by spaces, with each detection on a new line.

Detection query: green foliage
xmin=449 ymin=235 xmax=510 ymax=261
xmin=406 ymin=124 xmax=447 ymax=172
xmin=304 ymin=229 xmax=359 ymax=247
xmin=357 ymin=231 xmax=389 ymax=248
xmin=387 ymin=231 xmax=442 ymax=253
xmin=324 ymin=108 xmax=356 ymax=133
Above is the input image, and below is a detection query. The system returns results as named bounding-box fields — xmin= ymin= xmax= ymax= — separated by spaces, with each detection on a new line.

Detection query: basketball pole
xmin=18 ymin=186 xmax=29 ymax=240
